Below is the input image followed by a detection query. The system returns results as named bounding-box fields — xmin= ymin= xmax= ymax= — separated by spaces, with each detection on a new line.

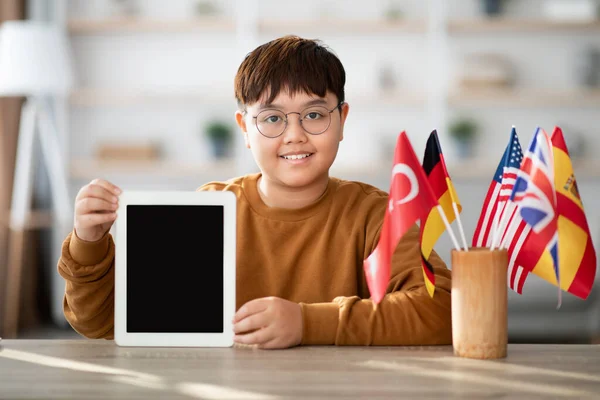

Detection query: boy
xmin=58 ymin=35 xmax=451 ymax=349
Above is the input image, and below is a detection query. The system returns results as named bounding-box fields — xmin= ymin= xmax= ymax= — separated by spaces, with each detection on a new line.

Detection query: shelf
xmin=69 ymin=88 xmax=235 ymax=107
xmin=448 ymin=18 xmax=600 ymax=33
xmin=331 ymin=160 xmax=498 ymax=180
xmin=449 ymin=88 xmax=600 ymax=108
xmin=70 ymin=159 xmax=238 ymax=180
xmin=349 ymin=91 xmax=427 ymax=107
xmin=258 ymin=18 xmax=428 ymax=33
xmin=446 ymin=158 xmax=600 ymax=180
xmin=67 ymin=17 xmax=427 ymax=35
xmin=67 ymin=17 xmax=236 ymax=34
xmin=332 ymin=158 xmax=600 ymax=181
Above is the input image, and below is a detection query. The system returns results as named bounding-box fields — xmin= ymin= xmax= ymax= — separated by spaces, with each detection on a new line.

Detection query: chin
xmin=277 ymin=170 xmax=327 ymax=188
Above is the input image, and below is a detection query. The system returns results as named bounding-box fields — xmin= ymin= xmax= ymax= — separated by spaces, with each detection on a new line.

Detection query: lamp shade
xmin=0 ymin=21 xmax=74 ymax=97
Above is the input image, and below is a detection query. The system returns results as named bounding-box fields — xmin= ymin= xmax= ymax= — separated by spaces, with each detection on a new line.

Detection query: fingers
xmin=77 ymin=181 xmax=120 ymax=203
xmin=76 ymin=212 xmax=117 ymax=228
xmin=75 ymin=179 xmax=121 ymax=218
xmin=234 ymin=326 xmax=274 ymax=346
xmin=233 ymin=298 xmax=270 ymax=323
xmin=89 ymin=178 xmax=121 ymax=196
xmin=76 ymin=197 xmax=118 ymax=215
xmin=233 ymin=312 xmax=269 ymax=335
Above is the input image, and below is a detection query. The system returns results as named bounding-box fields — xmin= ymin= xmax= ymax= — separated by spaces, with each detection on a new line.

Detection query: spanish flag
xmin=527 ymin=126 xmax=596 ymax=299
xmin=420 ymin=130 xmax=462 ymax=297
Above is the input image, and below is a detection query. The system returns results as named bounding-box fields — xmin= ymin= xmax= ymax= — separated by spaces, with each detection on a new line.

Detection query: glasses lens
xmin=301 ymin=106 xmax=331 ymax=135
xmin=256 ymin=109 xmax=286 ymax=137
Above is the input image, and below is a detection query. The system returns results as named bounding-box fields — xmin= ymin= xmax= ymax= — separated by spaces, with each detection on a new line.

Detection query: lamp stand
xmin=3 ymin=97 xmax=72 ymax=338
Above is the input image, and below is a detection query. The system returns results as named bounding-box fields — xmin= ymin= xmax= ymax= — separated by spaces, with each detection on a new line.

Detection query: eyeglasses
xmin=250 ymin=101 xmax=344 ymax=138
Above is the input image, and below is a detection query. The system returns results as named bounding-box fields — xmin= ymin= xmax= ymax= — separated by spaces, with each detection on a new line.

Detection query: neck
xmin=257 ymin=174 xmax=330 ymax=209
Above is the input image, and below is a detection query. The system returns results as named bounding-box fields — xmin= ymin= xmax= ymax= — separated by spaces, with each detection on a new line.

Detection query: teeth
xmin=282 ymin=154 xmax=311 ymax=160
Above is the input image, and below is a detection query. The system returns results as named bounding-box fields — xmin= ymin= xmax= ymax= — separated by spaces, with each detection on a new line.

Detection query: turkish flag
xmin=364 ymin=131 xmax=438 ymax=304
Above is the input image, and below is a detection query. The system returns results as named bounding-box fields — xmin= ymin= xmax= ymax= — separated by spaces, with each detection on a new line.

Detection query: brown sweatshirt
xmin=58 ymin=173 xmax=452 ymax=345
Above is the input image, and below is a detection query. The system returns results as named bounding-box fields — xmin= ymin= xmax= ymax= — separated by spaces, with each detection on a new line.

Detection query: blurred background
xmin=0 ymin=0 xmax=599 ymax=342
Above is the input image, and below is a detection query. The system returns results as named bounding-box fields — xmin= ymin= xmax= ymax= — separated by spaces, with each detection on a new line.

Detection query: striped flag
xmin=364 ymin=131 xmax=438 ymax=304
xmin=420 ymin=130 xmax=462 ymax=297
xmin=472 ymin=127 xmax=524 ymax=248
xmin=509 ymin=127 xmax=560 ymax=294
xmin=472 ymin=127 xmax=538 ymax=294
xmin=523 ymin=126 xmax=596 ymax=299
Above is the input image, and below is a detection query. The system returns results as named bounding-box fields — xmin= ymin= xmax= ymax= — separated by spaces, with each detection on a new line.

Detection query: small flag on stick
xmin=363 ymin=131 xmax=438 ymax=304
xmin=521 ymin=126 xmax=597 ymax=299
xmin=420 ymin=130 xmax=465 ymax=297
xmin=509 ymin=127 xmax=560 ymax=306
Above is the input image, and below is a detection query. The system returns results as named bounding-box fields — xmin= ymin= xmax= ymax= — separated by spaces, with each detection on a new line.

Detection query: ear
xmin=235 ymin=110 xmax=251 ymax=149
xmin=338 ymin=102 xmax=350 ymax=142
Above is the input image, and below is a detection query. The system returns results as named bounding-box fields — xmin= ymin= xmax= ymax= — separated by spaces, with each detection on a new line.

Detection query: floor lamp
xmin=0 ymin=21 xmax=74 ymax=337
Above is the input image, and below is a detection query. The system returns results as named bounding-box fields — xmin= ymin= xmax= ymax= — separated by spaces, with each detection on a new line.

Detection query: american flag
xmin=510 ymin=127 xmax=559 ymax=291
xmin=472 ymin=127 xmax=531 ymax=293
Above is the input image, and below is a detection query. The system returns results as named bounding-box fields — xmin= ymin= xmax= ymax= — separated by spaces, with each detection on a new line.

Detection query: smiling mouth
xmin=280 ymin=153 xmax=314 ymax=160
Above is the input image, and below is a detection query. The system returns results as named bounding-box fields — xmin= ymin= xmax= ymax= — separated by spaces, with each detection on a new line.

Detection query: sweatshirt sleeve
xmin=57 ymin=231 xmax=115 ymax=339
xmin=299 ymin=225 xmax=452 ymax=346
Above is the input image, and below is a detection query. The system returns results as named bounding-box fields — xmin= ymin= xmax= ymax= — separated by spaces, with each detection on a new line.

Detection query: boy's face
xmin=236 ymin=90 xmax=349 ymax=189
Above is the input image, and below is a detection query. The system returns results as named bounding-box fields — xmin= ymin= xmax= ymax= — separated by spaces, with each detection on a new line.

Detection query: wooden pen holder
xmin=451 ymin=248 xmax=508 ymax=359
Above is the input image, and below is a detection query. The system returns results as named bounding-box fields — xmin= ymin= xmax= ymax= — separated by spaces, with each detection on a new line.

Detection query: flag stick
xmin=500 ymin=201 xmax=523 ymax=250
xmin=489 ymin=203 xmax=503 ymax=250
xmin=489 ymin=208 xmax=500 ymax=248
xmin=452 ymin=202 xmax=469 ymax=251
xmin=436 ymin=205 xmax=461 ymax=251
xmin=491 ymin=201 xmax=513 ymax=250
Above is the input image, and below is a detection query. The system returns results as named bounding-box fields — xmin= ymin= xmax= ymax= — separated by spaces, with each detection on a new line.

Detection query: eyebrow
xmin=258 ymin=98 xmax=328 ymax=111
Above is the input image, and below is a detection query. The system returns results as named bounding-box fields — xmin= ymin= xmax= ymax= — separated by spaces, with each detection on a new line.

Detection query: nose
xmin=282 ymin=113 xmax=307 ymax=144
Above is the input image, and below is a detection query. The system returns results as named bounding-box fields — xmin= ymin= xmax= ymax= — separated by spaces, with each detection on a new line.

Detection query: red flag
xmin=364 ymin=131 xmax=438 ymax=304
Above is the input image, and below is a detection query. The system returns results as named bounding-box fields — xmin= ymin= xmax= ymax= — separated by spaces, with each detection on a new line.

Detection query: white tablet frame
xmin=114 ymin=190 xmax=236 ymax=347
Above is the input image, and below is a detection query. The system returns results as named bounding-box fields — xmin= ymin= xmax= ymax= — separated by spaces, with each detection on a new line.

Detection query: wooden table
xmin=1 ymin=340 xmax=599 ymax=399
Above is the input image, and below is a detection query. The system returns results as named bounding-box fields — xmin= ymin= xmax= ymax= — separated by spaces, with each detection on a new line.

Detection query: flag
xmin=524 ymin=127 xmax=596 ymax=299
xmin=509 ymin=127 xmax=559 ymax=291
xmin=364 ymin=131 xmax=438 ymax=304
xmin=472 ymin=127 xmax=525 ymax=248
xmin=420 ymin=130 xmax=462 ymax=297
xmin=472 ymin=127 xmax=537 ymax=294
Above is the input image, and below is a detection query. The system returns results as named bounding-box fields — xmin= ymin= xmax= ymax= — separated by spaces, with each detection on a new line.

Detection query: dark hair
xmin=234 ymin=35 xmax=345 ymax=109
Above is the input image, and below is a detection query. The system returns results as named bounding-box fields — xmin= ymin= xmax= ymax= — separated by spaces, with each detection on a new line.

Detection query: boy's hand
xmin=74 ymin=178 xmax=121 ymax=242
xmin=232 ymin=297 xmax=303 ymax=349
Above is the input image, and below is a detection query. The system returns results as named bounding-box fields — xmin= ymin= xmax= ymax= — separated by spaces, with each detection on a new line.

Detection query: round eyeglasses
xmin=251 ymin=101 xmax=344 ymax=138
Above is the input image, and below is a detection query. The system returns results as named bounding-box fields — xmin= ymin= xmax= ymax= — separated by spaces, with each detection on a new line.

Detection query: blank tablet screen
xmin=126 ymin=205 xmax=224 ymax=333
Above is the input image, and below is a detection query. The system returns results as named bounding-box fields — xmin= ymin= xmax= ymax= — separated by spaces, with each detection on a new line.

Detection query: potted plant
xmin=193 ymin=0 xmax=218 ymax=16
xmin=384 ymin=5 xmax=404 ymax=21
xmin=480 ymin=0 xmax=508 ymax=16
xmin=449 ymin=118 xmax=478 ymax=159
xmin=205 ymin=120 xmax=233 ymax=159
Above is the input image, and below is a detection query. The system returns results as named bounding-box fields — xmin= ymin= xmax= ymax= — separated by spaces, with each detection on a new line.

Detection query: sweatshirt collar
xmin=243 ymin=173 xmax=337 ymax=221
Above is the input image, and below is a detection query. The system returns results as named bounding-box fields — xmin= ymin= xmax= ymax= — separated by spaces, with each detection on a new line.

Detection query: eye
xmin=261 ymin=114 xmax=283 ymax=124
xmin=304 ymin=111 xmax=324 ymax=120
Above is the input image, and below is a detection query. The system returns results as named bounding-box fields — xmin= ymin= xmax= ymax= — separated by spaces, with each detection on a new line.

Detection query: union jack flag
xmin=510 ymin=127 xmax=559 ymax=291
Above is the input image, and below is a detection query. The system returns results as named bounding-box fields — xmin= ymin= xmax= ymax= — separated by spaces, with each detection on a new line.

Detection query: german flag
xmin=420 ymin=130 xmax=462 ymax=297
xmin=526 ymin=126 xmax=596 ymax=299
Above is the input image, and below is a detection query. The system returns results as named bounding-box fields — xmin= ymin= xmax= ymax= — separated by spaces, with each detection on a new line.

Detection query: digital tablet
xmin=114 ymin=190 xmax=236 ymax=347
